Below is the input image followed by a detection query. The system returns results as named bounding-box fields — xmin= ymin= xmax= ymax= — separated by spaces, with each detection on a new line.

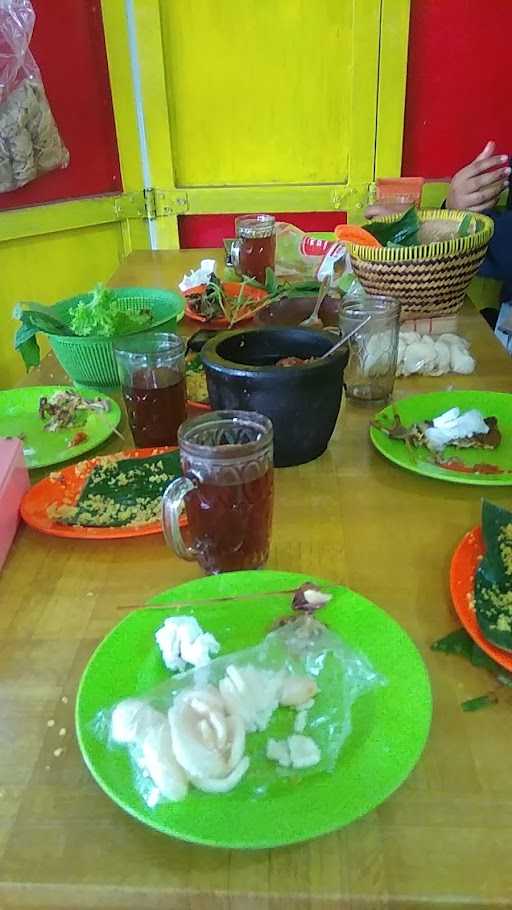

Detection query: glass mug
xmin=231 ymin=214 xmax=276 ymax=284
xmin=114 ymin=333 xmax=187 ymax=447
xmin=339 ymin=295 xmax=401 ymax=403
xmin=162 ymin=410 xmax=274 ymax=575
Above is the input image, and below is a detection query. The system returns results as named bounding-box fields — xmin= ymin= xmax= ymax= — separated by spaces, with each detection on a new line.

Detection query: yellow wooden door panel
xmin=0 ymin=224 xmax=125 ymax=389
xmin=159 ymin=0 xmax=375 ymax=187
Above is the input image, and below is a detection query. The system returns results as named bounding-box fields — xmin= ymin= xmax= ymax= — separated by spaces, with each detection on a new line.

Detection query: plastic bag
xmin=0 ymin=0 xmax=69 ymax=192
xmin=95 ymin=616 xmax=385 ymax=807
xmin=275 ymin=222 xmax=349 ymax=285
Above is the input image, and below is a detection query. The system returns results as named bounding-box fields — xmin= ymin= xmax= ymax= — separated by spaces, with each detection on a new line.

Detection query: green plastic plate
xmin=0 ymin=386 xmax=121 ymax=469
xmin=76 ymin=570 xmax=432 ymax=849
xmin=370 ymin=390 xmax=512 ymax=485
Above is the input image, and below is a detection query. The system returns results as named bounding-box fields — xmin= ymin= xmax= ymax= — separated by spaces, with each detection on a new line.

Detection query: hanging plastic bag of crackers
xmin=0 ymin=0 xmax=69 ymax=193
xmin=274 ymin=222 xmax=350 ymax=286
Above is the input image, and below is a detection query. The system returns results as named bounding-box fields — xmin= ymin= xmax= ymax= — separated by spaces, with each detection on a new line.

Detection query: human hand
xmin=446 ymin=141 xmax=510 ymax=212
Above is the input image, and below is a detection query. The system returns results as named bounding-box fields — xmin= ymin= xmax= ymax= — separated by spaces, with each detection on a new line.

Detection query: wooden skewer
xmin=116 ymin=585 xmax=334 ymax=612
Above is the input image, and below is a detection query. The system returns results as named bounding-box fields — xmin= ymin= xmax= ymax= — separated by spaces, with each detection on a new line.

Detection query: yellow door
xmin=129 ymin=0 xmax=410 ymax=239
xmin=0 ymin=0 xmax=411 ymax=388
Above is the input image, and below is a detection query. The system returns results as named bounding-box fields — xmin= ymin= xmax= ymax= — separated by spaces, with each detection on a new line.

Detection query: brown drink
xmin=162 ymin=410 xmax=274 ymax=575
xmin=232 ymin=215 xmax=276 ymax=284
xmin=114 ymin=334 xmax=186 ymax=447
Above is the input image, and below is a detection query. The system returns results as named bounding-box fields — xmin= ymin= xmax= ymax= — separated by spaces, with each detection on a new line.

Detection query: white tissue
xmin=179 ymin=259 xmax=217 ymax=292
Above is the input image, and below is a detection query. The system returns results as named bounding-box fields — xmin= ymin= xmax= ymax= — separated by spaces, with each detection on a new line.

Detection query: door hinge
xmin=144 ymin=188 xmax=189 ymax=219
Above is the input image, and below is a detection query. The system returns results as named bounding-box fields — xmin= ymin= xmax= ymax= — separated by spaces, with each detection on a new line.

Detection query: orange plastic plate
xmin=184 ymin=282 xmax=268 ymax=329
xmin=21 ymin=447 xmax=178 ymax=541
xmin=450 ymin=525 xmax=512 ymax=672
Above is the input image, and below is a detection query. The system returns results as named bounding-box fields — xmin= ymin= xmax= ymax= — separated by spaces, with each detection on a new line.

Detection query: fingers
xmin=467 ymin=165 xmax=511 ymax=191
xmin=464 ymin=179 xmax=507 ymax=209
xmin=464 ymin=153 xmax=509 ymax=179
xmin=475 ymin=140 xmax=496 ymax=161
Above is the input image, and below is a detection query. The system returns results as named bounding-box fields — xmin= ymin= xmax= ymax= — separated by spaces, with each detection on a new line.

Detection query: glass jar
xmin=339 ymin=296 xmax=401 ymax=403
xmin=231 ymin=214 xmax=276 ymax=284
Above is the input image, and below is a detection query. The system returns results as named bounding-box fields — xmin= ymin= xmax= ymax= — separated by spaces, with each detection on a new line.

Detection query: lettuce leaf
xmin=69 ymin=285 xmax=152 ymax=338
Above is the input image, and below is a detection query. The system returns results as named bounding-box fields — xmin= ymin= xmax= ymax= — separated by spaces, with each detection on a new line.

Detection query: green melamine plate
xmin=0 ymin=386 xmax=121 ymax=469
xmin=370 ymin=390 xmax=512 ymax=485
xmin=76 ymin=571 xmax=432 ymax=849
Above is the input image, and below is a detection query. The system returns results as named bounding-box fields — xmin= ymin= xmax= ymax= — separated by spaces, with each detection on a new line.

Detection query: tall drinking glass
xmin=339 ymin=296 xmax=401 ymax=403
xmin=114 ymin=333 xmax=186 ymax=447
xmin=162 ymin=410 xmax=273 ymax=575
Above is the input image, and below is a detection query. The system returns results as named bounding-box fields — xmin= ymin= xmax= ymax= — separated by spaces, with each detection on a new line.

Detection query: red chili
xmin=438 ymin=459 xmax=504 ymax=475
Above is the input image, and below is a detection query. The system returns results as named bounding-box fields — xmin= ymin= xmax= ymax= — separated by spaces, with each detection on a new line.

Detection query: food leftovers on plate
xmin=47 ymin=450 xmax=181 ymax=528
xmin=373 ymin=407 xmax=501 ymax=454
xmin=39 ymin=389 xmax=110 ymax=432
xmin=96 ymin=586 xmax=384 ymax=807
xmin=185 ymin=273 xmax=268 ymax=325
xmin=185 ymin=353 xmax=209 ymax=404
xmin=474 ymin=500 xmax=512 ymax=652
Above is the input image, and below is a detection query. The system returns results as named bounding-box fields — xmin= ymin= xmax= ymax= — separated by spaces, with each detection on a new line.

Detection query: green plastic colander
xmin=47 ymin=287 xmax=184 ymax=386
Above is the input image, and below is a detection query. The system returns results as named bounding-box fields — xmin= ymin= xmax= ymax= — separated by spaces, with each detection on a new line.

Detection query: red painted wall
xmin=178 ymin=213 xmax=347 ymax=250
xmin=0 ymin=0 xmax=121 ymax=211
xmin=402 ymin=0 xmax=512 ymax=180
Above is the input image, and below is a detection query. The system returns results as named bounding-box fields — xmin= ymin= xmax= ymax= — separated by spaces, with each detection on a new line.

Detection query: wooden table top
xmin=2 ymin=249 xmax=512 ymax=910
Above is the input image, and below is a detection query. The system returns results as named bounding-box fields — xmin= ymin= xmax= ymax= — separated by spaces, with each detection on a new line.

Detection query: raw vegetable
xmin=334 ymin=225 xmax=382 ymax=248
xmin=69 ymin=284 xmax=152 ymax=337
xmin=364 ymin=206 xmax=421 ymax=248
xmin=186 ymin=274 xmax=267 ymax=325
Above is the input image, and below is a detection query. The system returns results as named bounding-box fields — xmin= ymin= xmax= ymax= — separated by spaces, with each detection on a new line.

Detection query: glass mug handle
xmin=230 ymin=238 xmax=242 ymax=277
xmin=162 ymin=476 xmax=197 ymax=561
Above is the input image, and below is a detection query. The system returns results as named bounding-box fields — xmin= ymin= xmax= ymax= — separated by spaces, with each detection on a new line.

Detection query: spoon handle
xmin=320 ymin=314 xmax=372 ymax=359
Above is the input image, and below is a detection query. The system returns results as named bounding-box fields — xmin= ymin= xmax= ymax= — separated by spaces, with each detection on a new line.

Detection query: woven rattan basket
xmin=349 ymin=210 xmax=494 ymax=319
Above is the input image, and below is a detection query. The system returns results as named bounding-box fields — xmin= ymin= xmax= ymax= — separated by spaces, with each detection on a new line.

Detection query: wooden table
xmin=2 ymin=250 xmax=512 ymax=910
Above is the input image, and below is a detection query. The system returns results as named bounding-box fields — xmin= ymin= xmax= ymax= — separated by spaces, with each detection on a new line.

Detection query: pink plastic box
xmin=0 ymin=438 xmax=29 ymax=571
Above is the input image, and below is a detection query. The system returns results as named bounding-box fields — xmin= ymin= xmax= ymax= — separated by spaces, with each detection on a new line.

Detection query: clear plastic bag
xmin=95 ymin=616 xmax=385 ymax=808
xmin=275 ymin=222 xmax=349 ymax=285
xmin=0 ymin=0 xmax=69 ymax=192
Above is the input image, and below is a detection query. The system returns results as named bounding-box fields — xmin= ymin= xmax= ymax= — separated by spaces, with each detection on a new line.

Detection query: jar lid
xmin=236 ymin=214 xmax=275 ymax=239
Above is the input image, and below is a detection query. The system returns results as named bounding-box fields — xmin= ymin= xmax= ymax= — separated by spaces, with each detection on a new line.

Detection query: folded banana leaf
xmin=475 ymin=500 xmax=512 ymax=651
xmin=364 ymin=206 xmax=421 ymax=248
xmin=59 ymin=451 xmax=181 ymax=528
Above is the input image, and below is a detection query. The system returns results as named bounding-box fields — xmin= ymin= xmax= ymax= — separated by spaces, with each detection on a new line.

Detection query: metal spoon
xmin=319 ymin=314 xmax=372 ymax=359
xmin=299 ymin=277 xmax=330 ymax=329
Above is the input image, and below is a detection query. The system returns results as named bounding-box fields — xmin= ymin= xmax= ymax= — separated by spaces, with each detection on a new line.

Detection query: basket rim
xmin=349 ymin=209 xmax=494 ymax=262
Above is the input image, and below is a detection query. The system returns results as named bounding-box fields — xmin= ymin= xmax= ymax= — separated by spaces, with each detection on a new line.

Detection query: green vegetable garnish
xmin=364 ymin=206 xmax=421 ymax=248
xmin=70 ymin=284 xmax=152 ymax=337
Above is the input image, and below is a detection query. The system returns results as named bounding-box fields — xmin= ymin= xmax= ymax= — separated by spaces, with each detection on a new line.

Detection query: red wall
xmin=0 ymin=0 xmax=121 ymax=211
xmin=178 ymin=212 xmax=347 ymax=250
xmin=402 ymin=0 xmax=512 ymax=180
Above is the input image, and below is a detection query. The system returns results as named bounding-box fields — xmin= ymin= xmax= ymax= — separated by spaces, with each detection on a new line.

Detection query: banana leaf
xmin=364 ymin=206 xmax=421 ymax=248
xmin=14 ymin=301 xmax=75 ymax=372
xmin=432 ymin=626 xmax=512 ymax=711
xmin=59 ymin=451 xmax=181 ymax=528
xmin=475 ymin=500 xmax=512 ymax=651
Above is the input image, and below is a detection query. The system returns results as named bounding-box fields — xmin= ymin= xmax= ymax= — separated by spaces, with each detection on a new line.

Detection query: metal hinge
xmin=144 ymin=188 xmax=189 ymax=219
